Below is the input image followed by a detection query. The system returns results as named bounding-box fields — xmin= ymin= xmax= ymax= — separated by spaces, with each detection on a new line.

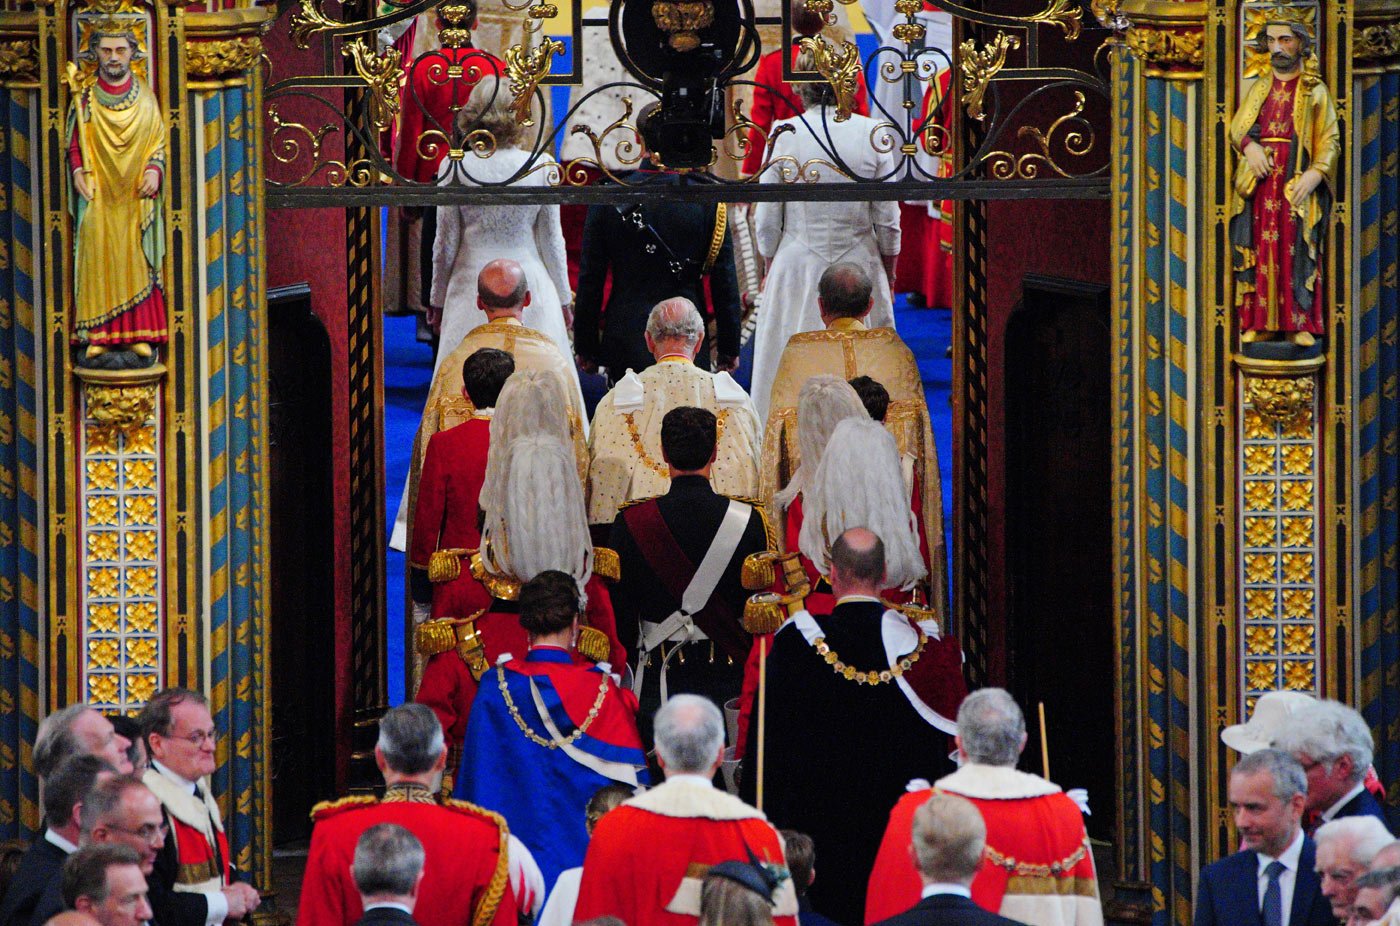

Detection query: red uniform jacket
xmin=396 ymin=48 xmax=505 ymax=182
xmin=574 ymin=778 xmax=799 ymax=926
xmin=411 ymin=416 xmax=493 ymax=619
xmin=297 ymin=784 xmax=517 ymax=926
xmin=743 ymin=44 xmax=870 ymax=176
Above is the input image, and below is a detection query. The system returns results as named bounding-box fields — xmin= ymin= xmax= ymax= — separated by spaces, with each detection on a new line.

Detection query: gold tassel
xmin=576 ymin=626 xmax=610 ymax=663
xmin=428 ymin=549 xmax=470 ymax=583
xmin=741 ymin=552 xmax=778 ymax=590
xmin=743 ymin=595 xmax=787 ymax=635
xmin=416 ymin=619 xmax=458 ymax=657
xmin=593 ymin=547 xmax=621 ymax=581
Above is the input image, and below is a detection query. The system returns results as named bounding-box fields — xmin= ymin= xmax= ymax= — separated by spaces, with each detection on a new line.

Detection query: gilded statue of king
xmin=1228 ymin=16 xmax=1338 ymax=350
xmin=66 ymin=25 xmax=168 ymax=364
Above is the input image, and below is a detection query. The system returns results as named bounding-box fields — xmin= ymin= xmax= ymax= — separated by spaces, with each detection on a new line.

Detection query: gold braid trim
xmin=726 ymin=495 xmax=775 ymax=550
xmin=625 ymin=409 xmax=730 ymax=478
xmin=983 ymin=840 xmax=1089 ymax=877
xmin=703 ymin=203 xmax=728 ymax=273
xmin=455 ymin=800 xmax=512 ymax=926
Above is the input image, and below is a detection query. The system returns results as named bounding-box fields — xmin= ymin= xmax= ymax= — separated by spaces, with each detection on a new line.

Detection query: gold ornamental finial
xmin=503 ymin=38 xmax=563 ymax=126
xmin=797 ymin=35 xmax=863 ymax=122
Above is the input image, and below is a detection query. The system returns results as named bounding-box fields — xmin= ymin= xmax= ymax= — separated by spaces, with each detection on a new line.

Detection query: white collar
xmin=472 ymin=407 xmax=495 ymax=419
xmin=1320 ymin=781 xmax=1367 ymax=822
xmin=1256 ymin=827 xmax=1305 ymax=873
xmin=151 ymin=759 xmax=197 ymax=794
xmin=834 ymin=595 xmax=881 ymax=605
xmin=665 ymin=773 xmax=715 ymax=789
xmin=921 ymin=883 xmax=971 ymax=899
xmin=44 ymin=829 xmax=78 ymax=854
xmin=363 ymin=903 xmax=414 ymax=914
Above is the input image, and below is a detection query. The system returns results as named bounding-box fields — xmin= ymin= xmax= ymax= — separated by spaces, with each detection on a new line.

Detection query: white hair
xmin=1272 ymin=699 xmax=1374 ymax=786
xmin=481 ymin=434 xmax=593 ymax=586
xmin=1315 ymin=816 xmax=1395 ymax=867
xmin=480 ymin=371 xmax=573 ymax=516
xmin=800 ymin=417 xmax=925 ymax=589
xmin=774 ymin=375 xmax=866 ymax=509
xmin=646 ymin=298 xmax=704 ymax=346
xmin=654 ymin=695 xmax=725 ymax=774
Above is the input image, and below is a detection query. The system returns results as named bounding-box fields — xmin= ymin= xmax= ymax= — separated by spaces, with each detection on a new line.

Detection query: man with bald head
xmin=743 ymin=527 xmax=958 ymax=926
xmin=393 ymin=259 xmax=587 ymax=556
xmin=586 ymin=298 xmax=761 ymax=530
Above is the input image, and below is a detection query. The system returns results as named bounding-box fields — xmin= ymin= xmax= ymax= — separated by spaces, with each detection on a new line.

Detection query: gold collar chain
xmin=496 ymin=666 xmax=611 ymax=749
xmin=624 ymin=408 xmax=729 ymax=478
xmin=813 ymin=631 xmax=927 ymax=685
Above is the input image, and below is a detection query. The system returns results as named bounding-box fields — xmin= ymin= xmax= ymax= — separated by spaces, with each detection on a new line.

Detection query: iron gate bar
xmin=266 ymin=175 xmax=1109 ymax=208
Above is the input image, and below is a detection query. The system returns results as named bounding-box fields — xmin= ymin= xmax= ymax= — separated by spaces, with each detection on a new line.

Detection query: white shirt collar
xmin=151 ymin=759 xmax=198 ymax=794
xmin=363 ymin=903 xmax=414 ymax=915
xmin=835 ymin=594 xmax=882 ymax=605
xmin=665 ymin=773 xmax=715 ymax=789
xmin=1320 ymin=781 xmax=1367 ymax=822
xmin=44 ymin=829 xmax=78 ymax=854
xmin=1256 ymin=827 xmax=1305 ymax=873
xmin=920 ymin=883 xmax=972 ymax=899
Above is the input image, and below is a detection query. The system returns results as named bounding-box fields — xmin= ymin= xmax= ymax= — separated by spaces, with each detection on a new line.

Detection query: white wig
xmin=774 ymin=375 xmax=867 ymax=510
xmin=481 ymin=434 xmax=593 ymax=586
xmin=800 ymin=417 xmax=925 ymax=589
xmin=480 ymin=370 xmax=573 ymax=516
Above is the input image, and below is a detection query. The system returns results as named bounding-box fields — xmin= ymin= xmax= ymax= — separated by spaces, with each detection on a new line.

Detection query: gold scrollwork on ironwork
xmin=568 ymin=97 xmax=648 ymax=184
xmin=984 ymin=90 xmax=1094 ymax=179
xmin=1244 ymin=375 xmax=1316 ymax=428
xmin=1355 ymin=22 xmax=1400 ymax=67
xmin=289 ymin=0 xmax=338 ymax=50
xmin=0 ymin=40 xmax=39 ymax=85
xmin=1124 ymin=26 xmax=1204 ymax=74
xmin=798 ymin=35 xmax=863 ymax=122
xmin=960 ymin=33 xmax=1019 ymax=121
xmin=890 ymin=0 xmax=925 ymax=43
xmin=187 ymin=37 xmax=264 ymax=80
xmin=438 ymin=3 xmax=475 ymax=48
xmin=1026 ymin=0 xmax=1084 ymax=39
xmin=653 ymin=0 xmax=715 ymax=52
xmin=504 ymin=38 xmax=563 ymax=126
xmin=343 ymin=39 xmax=403 ymax=137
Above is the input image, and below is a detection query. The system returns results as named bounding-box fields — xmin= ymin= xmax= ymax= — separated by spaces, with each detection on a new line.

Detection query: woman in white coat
xmin=748 ymin=53 xmax=901 ymax=420
xmin=430 ymin=77 xmax=574 ymax=377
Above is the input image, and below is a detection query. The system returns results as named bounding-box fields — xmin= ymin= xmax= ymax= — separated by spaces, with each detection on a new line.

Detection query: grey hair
xmin=455 ymin=76 xmax=526 ymax=147
xmin=353 ymin=824 xmax=425 ymax=897
xmin=376 ymin=703 xmax=446 ymax=776
xmin=793 ymin=50 xmax=835 ymax=109
xmin=911 ymin=792 xmax=986 ymax=882
xmin=482 ymin=434 xmax=593 ymax=587
xmin=654 ymin=695 xmax=724 ymax=774
xmin=79 ymin=775 xmax=148 ymax=839
xmin=956 ymin=688 xmax=1026 ymax=768
xmin=646 ymin=298 xmax=705 ymax=347
xmin=1354 ymin=867 xmax=1400 ymax=908
xmin=1314 ymin=816 xmax=1395 ymax=867
xmin=35 ymin=705 xmax=94 ymax=780
xmin=774 ymin=375 xmax=866 ymax=510
xmin=1232 ymin=748 xmax=1308 ymax=801
xmin=1272 ymin=699 xmax=1373 ymax=786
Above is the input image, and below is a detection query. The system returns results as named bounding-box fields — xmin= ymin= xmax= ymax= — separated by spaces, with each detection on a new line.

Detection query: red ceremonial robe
xmin=396 ymin=48 xmax=505 ymax=182
xmin=864 ymin=766 xmax=1102 ymax=926
xmin=410 ymin=415 xmax=493 ymax=619
xmin=574 ymin=777 xmax=799 ymax=926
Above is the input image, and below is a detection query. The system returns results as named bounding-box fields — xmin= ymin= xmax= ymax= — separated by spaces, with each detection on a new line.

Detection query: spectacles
xmin=166 ymin=728 xmax=218 ymax=747
xmin=107 ymin=821 xmax=168 ymax=843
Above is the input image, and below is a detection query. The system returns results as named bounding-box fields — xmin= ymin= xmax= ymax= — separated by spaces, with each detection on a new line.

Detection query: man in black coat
xmin=608 ymin=406 xmax=771 ymax=740
xmin=573 ymin=142 xmax=742 ymax=382
xmin=0 ymin=754 xmax=111 ymax=926
xmin=871 ymin=792 xmax=1027 ymax=926
xmin=1193 ymin=749 xmax=1334 ymax=926
xmin=1273 ymin=699 xmax=1393 ymax=835
xmin=350 ymin=824 xmax=425 ymax=926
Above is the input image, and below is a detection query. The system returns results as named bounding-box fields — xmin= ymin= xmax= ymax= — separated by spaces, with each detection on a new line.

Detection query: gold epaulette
xmin=743 ymin=593 xmax=789 ymax=635
xmin=417 ymin=613 xmax=490 ymax=677
xmin=725 ymin=495 xmax=777 ymax=551
xmin=619 ymin=494 xmax=662 ymax=512
xmin=469 ymin=551 xmax=523 ymax=601
xmin=416 ymin=619 xmax=459 ymax=657
xmin=577 ymin=625 xmax=611 ymax=663
xmin=593 ymin=546 xmax=620 ymax=581
xmin=309 ymin=794 xmax=378 ymax=821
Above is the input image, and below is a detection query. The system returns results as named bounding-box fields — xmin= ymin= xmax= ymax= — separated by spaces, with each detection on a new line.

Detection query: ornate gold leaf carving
xmin=1280 ymin=480 xmax=1314 ymax=511
xmin=89 ymin=603 xmax=120 ymax=633
xmin=1245 ymin=588 xmax=1275 ymax=619
xmin=1281 ymin=516 xmax=1313 ymax=548
xmin=124 ymin=496 xmax=157 ymax=527
xmin=1246 ymin=661 xmax=1277 ymax=690
xmin=1244 ymin=516 xmax=1276 ymax=548
xmin=88 ymin=639 xmax=120 ymax=669
xmin=1245 ymin=626 xmax=1276 ymax=655
xmin=1283 ymin=660 xmax=1314 ymax=690
xmin=126 ymin=602 xmax=157 ymax=633
xmin=1244 ymin=553 xmax=1276 ymax=583
xmin=125 ymin=530 xmax=158 ymax=562
xmin=1282 ymin=625 xmax=1314 ymax=656
xmin=288 ymin=0 xmax=338 ymax=49
xmin=652 ymin=0 xmax=715 ymax=52
xmin=187 ymin=37 xmax=263 ymax=80
xmin=88 ymin=675 xmax=120 ymax=705
xmin=438 ymin=3 xmax=475 ymax=48
xmin=85 ymin=383 xmax=157 ymax=433
xmin=0 ymin=40 xmax=39 ymax=84
xmin=343 ymin=39 xmax=403 ymax=137
xmin=87 ymin=497 xmax=119 ymax=527
xmin=1282 ymin=588 xmax=1315 ymax=619
xmin=1244 ymin=481 xmax=1276 ymax=511
xmin=1281 ymin=552 xmax=1313 ymax=583
xmin=1245 ymin=375 xmax=1315 ymax=428
xmin=1355 ymin=23 xmax=1400 ymax=66
xmin=126 ymin=567 xmax=158 ymax=597
xmin=88 ymin=567 xmax=121 ymax=598
xmin=87 ymin=532 xmax=121 ymax=562
xmin=1124 ymin=26 xmax=1204 ymax=72
xmin=1244 ymin=445 xmax=1276 ymax=475
xmin=126 ymin=638 xmax=158 ymax=668
xmin=504 ymin=38 xmax=563 ymax=126
xmin=960 ymin=33 xmax=1019 ymax=121
xmin=126 ymin=674 xmax=158 ymax=703
xmin=1026 ymin=0 xmax=1083 ymax=40
xmin=798 ymin=35 xmax=864 ymax=122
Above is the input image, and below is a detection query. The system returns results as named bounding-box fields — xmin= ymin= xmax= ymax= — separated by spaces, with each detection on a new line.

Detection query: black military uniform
xmin=573 ymin=171 xmax=742 ymax=380
xmin=608 ymin=474 xmax=772 ymax=740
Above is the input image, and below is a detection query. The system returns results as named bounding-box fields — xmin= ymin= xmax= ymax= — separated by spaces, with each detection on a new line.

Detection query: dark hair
xmin=849 ymin=376 xmax=889 ymax=422
xmin=61 ymin=843 xmax=141 ymax=909
xmin=830 ymin=530 xmax=885 ymax=584
xmin=44 ymin=754 xmax=112 ymax=830
xmin=780 ymin=830 xmax=815 ymax=895
xmin=137 ymin=687 xmax=207 ymax=749
xmin=817 ymin=263 xmax=874 ymax=318
xmin=1254 ymin=21 xmax=1313 ymax=56
xmin=376 ymin=703 xmax=445 ymax=775
xmin=661 ymin=407 xmax=717 ymax=473
xmin=586 ymin=783 xmax=633 ymax=831
xmin=463 ymin=348 xmax=515 ymax=409
xmin=1356 ymin=867 xmax=1400 ymax=904
xmin=108 ymin=715 xmax=144 ymax=772
xmin=518 ymin=571 xmax=581 ymax=638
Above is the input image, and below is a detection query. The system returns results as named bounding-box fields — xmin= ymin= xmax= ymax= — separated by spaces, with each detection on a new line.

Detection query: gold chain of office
xmin=814 ymin=631 xmax=927 ymax=685
xmin=496 ymin=666 xmax=611 ymax=749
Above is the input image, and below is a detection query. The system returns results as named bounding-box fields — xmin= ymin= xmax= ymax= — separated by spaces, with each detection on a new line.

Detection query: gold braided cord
xmin=463 ymin=802 xmax=512 ymax=926
xmin=703 ymin=203 xmax=728 ymax=273
xmin=813 ymin=631 xmax=927 ymax=685
xmin=496 ymin=665 xmax=611 ymax=749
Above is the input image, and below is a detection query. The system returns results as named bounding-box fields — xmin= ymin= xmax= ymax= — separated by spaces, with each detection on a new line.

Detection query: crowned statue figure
xmin=1229 ymin=13 xmax=1338 ymax=351
xmin=66 ymin=22 xmax=168 ymax=365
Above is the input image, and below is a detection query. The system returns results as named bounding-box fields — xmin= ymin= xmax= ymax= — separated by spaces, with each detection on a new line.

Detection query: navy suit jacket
xmin=1192 ymin=837 xmax=1333 ymax=926
xmin=1327 ymin=787 xmax=1391 ymax=832
xmin=872 ymin=894 xmax=1027 ymax=926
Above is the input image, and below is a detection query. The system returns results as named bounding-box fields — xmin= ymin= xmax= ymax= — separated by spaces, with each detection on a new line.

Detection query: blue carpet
xmin=382 ymin=297 xmax=953 ymax=705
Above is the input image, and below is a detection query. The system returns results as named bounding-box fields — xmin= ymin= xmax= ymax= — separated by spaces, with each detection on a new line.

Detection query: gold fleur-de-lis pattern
xmin=82 ymin=408 xmax=162 ymax=712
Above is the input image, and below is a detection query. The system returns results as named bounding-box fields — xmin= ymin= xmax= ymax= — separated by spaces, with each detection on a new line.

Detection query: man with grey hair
xmin=351 ymin=825 xmax=426 ymax=926
xmin=33 ymin=705 xmax=133 ymax=780
xmin=1314 ymin=817 xmax=1394 ymax=921
xmin=871 ymin=792 xmax=1027 ymax=926
xmin=575 ymin=695 xmax=797 ymax=926
xmin=298 ymin=703 xmax=530 ymax=926
xmin=1350 ymin=867 xmax=1400 ymax=924
xmin=1195 ymin=749 xmax=1333 ymax=926
xmin=867 ymin=688 xmax=1102 ymax=926
xmin=586 ymin=297 xmax=760 ymax=528
xmin=1274 ymin=701 xmax=1389 ymax=833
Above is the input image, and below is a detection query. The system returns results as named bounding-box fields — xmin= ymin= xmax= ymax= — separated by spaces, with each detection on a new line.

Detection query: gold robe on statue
xmin=587 ymin=357 xmax=761 ymax=525
xmin=393 ymin=317 xmax=589 ymax=552
xmin=761 ymin=317 xmax=947 ymax=614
